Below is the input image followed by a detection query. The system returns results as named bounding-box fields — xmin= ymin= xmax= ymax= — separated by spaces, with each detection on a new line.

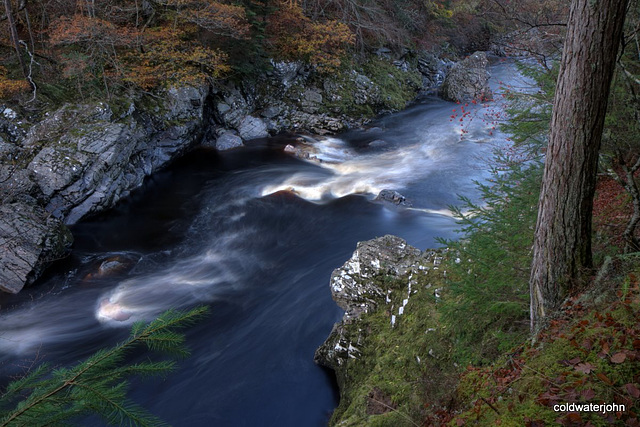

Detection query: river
xmin=0 ymin=61 xmax=525 ymax=426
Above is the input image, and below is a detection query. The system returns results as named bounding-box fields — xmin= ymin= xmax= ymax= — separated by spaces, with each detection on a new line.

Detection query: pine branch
xmin=0 ymin=306 xmax=208 ymax=427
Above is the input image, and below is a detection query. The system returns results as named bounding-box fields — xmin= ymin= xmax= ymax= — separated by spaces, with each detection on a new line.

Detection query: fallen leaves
xmin=611 ymin=352 xmax=627 ymax=364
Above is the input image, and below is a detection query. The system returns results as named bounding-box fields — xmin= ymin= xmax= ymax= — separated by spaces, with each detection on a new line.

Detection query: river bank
xmin=0 ymin=57 xmax=512 ymax=424
xmin=1 ymin=48 xmax=485 ymax=295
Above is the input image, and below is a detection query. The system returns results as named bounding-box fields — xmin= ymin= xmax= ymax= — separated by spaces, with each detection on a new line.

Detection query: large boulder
xmin=314 ymin=235 xmax=445 ymax=386
xmin=440 ymin=51 xmax=492 ymax=102
xmin=0 ymin=201 xmax=73 ymax=293
xmin=215 ymin=131 xmax=244 ymax=151
xmin=237 ymin=115 xmax=269 ymax=141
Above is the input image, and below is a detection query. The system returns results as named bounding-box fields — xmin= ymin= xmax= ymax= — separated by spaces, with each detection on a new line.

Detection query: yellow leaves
xmin=48 ymin=15 xmax=139 ymax=48
xmin=267 ymin=1 xmax=355 ymax=72
xmin=154 ymin=0 xmax=250 ymax=38
xmin=180 ymin=1 xmax=250 ymax=38
xmin=123 ymin=29 xmax=229 ymax=90
xmin=0 ymin=66 xmax=29 ymax=98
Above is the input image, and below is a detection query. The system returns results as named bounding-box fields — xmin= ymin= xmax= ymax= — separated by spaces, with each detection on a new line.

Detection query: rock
xmin=0 ymin=201 xmax=73 ymax=293
xmin=215 ymin=131 xmax=244 ymax=151
xmin=83 ymin=253 xmax=139 ymax=281
xmin=374 ymin=189 xmax=412 ymax=206
xmin=314 ymin=234 xmax=450 ymax=424
xmin=237 ymin=116 xmax=269 ymax=141
xmin=215 ymin=87 xmax=252 ymax=128
xmin=18 ymin=84 xmax=207 ymax=224
xmin=315 ymin=236 xmax=442 ymax=383
xmin=417 ymin=53 xmax=451 ymax=90
xmin=301 ymin=89 xmax=323 ymax=113
xmin=374 ymin=47 xmax=392 ymax=58
xmin=270 ymin=60 xmax=304 ymax=88
xmin=440 ymin=51 xmax=492 ymax=102
xmin=0 ymin=105 xmax=28 ymax=144
xmin=353 ymin=72 xmax=379 ymax=105
xmin=0 ymin=166 xmax=35 ymax=202
xmin=327 ymin=235 xmax=421 ymax=322
xmin=282 ymin=141 xmax=316 ymax=160
xmin=261 ymin=105 xmax=281 ymax=119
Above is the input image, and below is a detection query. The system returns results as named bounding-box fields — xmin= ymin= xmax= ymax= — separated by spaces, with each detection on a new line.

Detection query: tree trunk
xmin=3 ymin=0 xmax=27 ymax=79
xmin=529 ymin=0 xmax=629 ymax=330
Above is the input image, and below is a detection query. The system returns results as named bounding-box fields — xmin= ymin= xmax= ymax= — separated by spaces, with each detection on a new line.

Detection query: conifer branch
xmin=0 ymin=306 xmax=208 ymax=427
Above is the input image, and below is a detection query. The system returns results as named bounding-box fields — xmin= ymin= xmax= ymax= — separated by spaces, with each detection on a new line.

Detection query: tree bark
xmin=3 ymin=0 xmax=27 ymax=79
xmin=529 ymin=0 xmax=629 ymax=330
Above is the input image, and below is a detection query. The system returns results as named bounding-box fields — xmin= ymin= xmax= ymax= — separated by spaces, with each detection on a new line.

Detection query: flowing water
xmin=0 ymin=61 xmax=527 ymax=426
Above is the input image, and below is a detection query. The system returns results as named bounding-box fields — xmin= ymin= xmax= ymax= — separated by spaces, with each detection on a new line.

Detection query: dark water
xmin=0 ymin=62 xmax=524 ymax=426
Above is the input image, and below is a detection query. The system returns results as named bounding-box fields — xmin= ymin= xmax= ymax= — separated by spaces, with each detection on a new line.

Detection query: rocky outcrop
xmin=315 ymin=236 xmax=449 ymax=424
xmin=19 ymin=84 xmax=208 ymax=224
xmin=315 ymin=236 xmax=444 ymax=380
xmin=0 ymin=201 xmax=72 ymax=293
xmin=440 ymin=51 xmax=492 ymax=102
xmin=0 ymin=84 xmax=208 ymax=292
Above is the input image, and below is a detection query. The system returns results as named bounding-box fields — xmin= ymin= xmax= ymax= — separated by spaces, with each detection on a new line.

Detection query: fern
xmin=0 ymin=306 xmax=208 ymax=427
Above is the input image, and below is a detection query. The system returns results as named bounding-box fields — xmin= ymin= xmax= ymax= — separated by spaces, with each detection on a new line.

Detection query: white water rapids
xmin=0 ymin=58 xmax=536 ymax=427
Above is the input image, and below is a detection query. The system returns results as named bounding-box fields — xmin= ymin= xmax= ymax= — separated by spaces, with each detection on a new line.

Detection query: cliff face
xmin=0 ymin=85 xmax=209 ymax=293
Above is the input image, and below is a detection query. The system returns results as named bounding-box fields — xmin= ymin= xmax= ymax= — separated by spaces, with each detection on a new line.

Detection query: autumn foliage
xmin=0 ymin=65 xmax=29 ymax=98
xmin=266 ymin=1 xmax=353 ymax=71
xmin=0 ymin=0 xmax=565 ymax=99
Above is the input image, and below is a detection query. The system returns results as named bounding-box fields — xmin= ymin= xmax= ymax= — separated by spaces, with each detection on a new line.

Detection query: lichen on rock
xmin=315 ymin=236 xmax=451 ymax=426
xmin=440 ymin=51 xmax=492 ymax=102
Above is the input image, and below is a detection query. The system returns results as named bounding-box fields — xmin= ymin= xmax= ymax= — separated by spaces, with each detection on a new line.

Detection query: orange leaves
xmin=266 ymin=1 xmax=354 ymax=72
xmin=0 ymin=66 xmax=30 ymax=98
xmin=179 ymin=1 xmax=250 ymax=38
xmin=48 ymin=15 xmax=138 ymax=48
xmin=123 ymin=29 xmax=229 ymax=90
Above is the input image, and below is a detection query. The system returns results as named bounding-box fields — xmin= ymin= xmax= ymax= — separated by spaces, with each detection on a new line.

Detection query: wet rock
xmin=83 ymin=253 xmax=139 ymax=281
xmin=374 ymin=189 xmax=412 ymax=206
xmin=440 ymin=51 xmax=492 ymax=102
xmin=282 ymin=141 xmax=316 ymax=160
xmin=97 ymin=299 xmax=132 ymax=322
xmin=0 ymin=201 xmax=73 ymax=293
xmin=215 ymin=131 xmax=244 ymax=151
xmin=237 ymin=116 xmax=269 ymax=141
xmin=301 ymin=89 xmax=323 ymax=113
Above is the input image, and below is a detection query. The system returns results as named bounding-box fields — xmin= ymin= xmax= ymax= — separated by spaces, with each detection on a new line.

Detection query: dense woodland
xmin=1 ymin=0 xmax=568 ymax=104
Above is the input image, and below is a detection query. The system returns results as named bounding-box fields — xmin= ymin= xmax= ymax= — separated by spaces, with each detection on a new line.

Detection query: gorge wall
xmin=0 ymin=50 xmax=491 ymax=294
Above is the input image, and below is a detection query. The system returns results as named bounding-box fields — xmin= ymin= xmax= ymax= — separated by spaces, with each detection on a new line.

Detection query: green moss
xmin=451 ymin=267 xmax=640 ymax=426
xmin=329 ymin=258 xmax=460 ymax=426
xmin=319 ymin=55 xmax=423 ymax=118
xmin=361 ymin=57 xmax=423 ymax=111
